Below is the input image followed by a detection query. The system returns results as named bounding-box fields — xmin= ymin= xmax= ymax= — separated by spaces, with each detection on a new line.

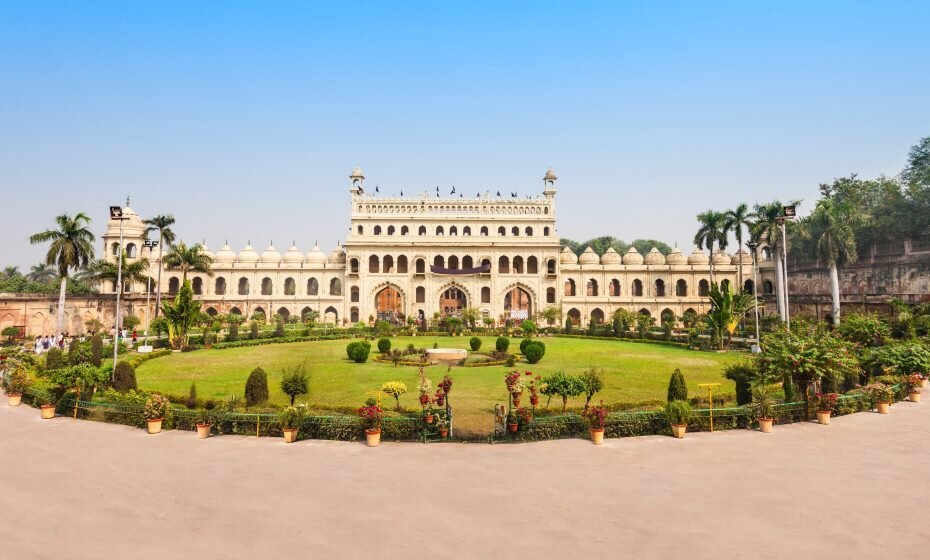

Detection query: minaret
xmin=349 ymin=166 xmax=365 ymax=196
xmin=543 ymin=167 xmax=558 ymax=198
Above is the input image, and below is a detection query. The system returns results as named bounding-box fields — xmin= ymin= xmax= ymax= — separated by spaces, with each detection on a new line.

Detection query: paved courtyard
xmin=2 ymin=401 xmax=929 ymax=560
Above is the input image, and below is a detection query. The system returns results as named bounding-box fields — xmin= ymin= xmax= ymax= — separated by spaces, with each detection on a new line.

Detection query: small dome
xmin=306 ymin=244 xmax=327 ymax=266
xmin=731 ymin=249 xmax=753 ymax=265
xmin=350 ymin=166 xmax=364 ymax=179
xmin=328 ymin=245 xmax=346 ymax=264
xmin=237 ymin=244 xmax=259 ymax=263
xmin=560 ymin=246 xmax=578 ymax=265
xmin=666 ymin=247 xmax=687 ymax=265
xmin=283 ymin=244 xmax=303 ymax=264
xmin=687 ymin=247 xmax=709 ymax=265
xmin=199 ymin=243 xmax=213 ymax=260
xmin=543 ymin=167 xmax=558 ymax=182
xmin=214 ymin=244 xmax=236 ymax=264
xmin=622 ymin=247 xmax=644 ymax=265
xmin=578 ymin=246 xmax=600 ymax=265
xmin=643 ymin=247 xmax=666 ymax=265
xmin=713 ymin=250 xmax=731 ymax=265
xmin=260 ymin=245 xmax=282 ymax=264
xmin=600 ymin=247 xmax=621 ymax=265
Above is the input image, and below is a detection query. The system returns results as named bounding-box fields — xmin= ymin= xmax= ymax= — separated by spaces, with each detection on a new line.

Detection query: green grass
xmin=135 ymin=336 xmax=744 ymax=436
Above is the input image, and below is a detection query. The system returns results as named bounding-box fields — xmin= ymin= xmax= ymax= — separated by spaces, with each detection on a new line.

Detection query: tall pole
xmin=748 ymin=242 xmax=761 ymax=352
xmin=780 ymin=220 xmax=790 ymax=333
xmin=112 ymin=215 xmax=125 ymax=377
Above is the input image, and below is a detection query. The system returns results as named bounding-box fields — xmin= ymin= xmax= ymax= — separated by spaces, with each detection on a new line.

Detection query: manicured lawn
xmin=135 ymin=336 xmax=744 ymax=436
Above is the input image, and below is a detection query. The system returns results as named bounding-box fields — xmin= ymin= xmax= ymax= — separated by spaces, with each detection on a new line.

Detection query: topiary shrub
xmin=723 ymin=362 xmax=754 ymax=406
xmin=667 ymin=369 xmax=688 ymax=402
xmin=564 ymin=317 xmax=573 ymax=333
xmin=274 ymin=321 xmax=285 ymax=338
xmin=346 ymin=341 xmax=372 ymax=363
xmin=469 ymin=337 xmax=482 ymax=351
xmin=227 ymin=324 xmax=239 ymax=342
xmin=250 ymin=322 xmax=260 ymax=340
xmin=377 ymin=337 xmax=391 ymax=354
xmin=496 ymin=337 xmax=510 ymax=352
xmin=186 ymin=382 xmax=198 ymax=409
xmin=90 ymin=334 xmax=103 ymax=366
xmin=519 ymin=338 xmax=532 ymax=355
xmin=245 ymin=367 xmax=269 ymax=408
xmin=112 ymin=361 xmax=137 ymax=392
xmin=45 ymin=347 xmax=63 ymax=370
xmin=523 ymin=341 xmax=545 ymax=364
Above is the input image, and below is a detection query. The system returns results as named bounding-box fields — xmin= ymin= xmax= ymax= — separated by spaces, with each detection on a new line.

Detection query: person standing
xmin=34 ymin=336 xmax=42 ymax=354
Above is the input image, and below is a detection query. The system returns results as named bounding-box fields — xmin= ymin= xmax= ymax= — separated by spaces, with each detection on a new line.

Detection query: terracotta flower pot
xmin=419 ymin=394 xmax=429 ymax=405
xmin=146 ymin=418 xmax=163 ymax=434
xmin=508 ymin=422 xmax=519 ymax=433
xmin=365 ymin=428 xmax=381 ymax=447
xmin=530 ymin=396 xmax=539 ymax=406
xmin=877 ymin=402 xmax=890 ymax=414
xmin=40 ymin=404 xmax=55 ymax=419
xmin=512 ymin=398 xmax=521 ymax=408
xmin=909 ymin=391 xmax=921 ymax=403
xmin=424 ymin=414 xmax=435 ymax=424
xmin=439 ymin=429 xmax=448 ymax=440
xmin=670 ymin=424 xmax=687 ymax=439
xmin=921 ymin=379 xmax=929 ymax=389
xmin=817 ymin=411 xmax=831 ymax=425
xmin=758 ymin=418 xmax=773 ymax=433
xmin=436 ymin=398 xmax=445 ymax=407
xmin=7 ymin=394 xmax=22 ymax=407
xmin=590 ymin=428 xmax=605 ymax=445
xmin=282 ymin=428 xmax=298 ymax=443
xmin=196 ymin=423 xmax=212 ymax=439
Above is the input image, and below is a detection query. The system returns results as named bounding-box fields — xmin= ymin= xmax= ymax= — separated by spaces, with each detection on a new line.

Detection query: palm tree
xmin=144 ymin=214 xmax=176 ymax=317
xmin=88 ymin=252 xmax=152 ymax=328
xmin=27 ymin=263 xmax=57 ymax=283
xmin=725 ymin=203 xmax=751 ymax=290
xmin=162 ymin=241 xmax=214 ymax=284
xmin=806 ymin=199 xmax=857 ymax=325
xmin=29 ymin=213 xmax=96 ymax=332
xmin=703 ymin=281 xmax=756 ymax=349
xmin=1 ymin=266 xmax=21 ymax=279
xmin=693 ymin=210 xmax=728 ymax=283
xmin=749 ymin=200 xmax=798 ymax=320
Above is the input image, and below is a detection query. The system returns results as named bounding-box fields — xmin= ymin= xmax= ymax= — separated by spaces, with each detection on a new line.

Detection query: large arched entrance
xmin=503 ymin=286 xmax=532 ymax=321
xmin=439 ymin=286 xmax=467 ymax=317
xmin=375 ymin=286 xmax=404 ymax=323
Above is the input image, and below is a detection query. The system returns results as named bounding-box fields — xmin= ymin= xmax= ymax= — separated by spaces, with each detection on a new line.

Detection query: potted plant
xmin=919 ymin=373 xmax=929 ymax=389
xmin=279 ymin=405 xmax=304 ymax=443
xmin=144 ymin=393 xmax=169 ymax=434
xmin=753 ymin=383 xmax=777 ymax=433
xmin=196 ymin=407 xmax=214 ymax=439
xmin=907 ymin=373 xmax=922 ymax=403
xmin=3 ymin=359 xmax=30 ymax=407
xmin=434 ymin=388 xmax=446 ymax=408
xmin=585 ymin=401 xmax=608 ymax=444
xmin=529 ymin=376 xmax=541 ymax=407
xmin=417 ymin=368 xmax=432 ymax=406
xmin=814 ymin=392 xmax=838 ymax=425
xmin=506 ymin=409 xmax=519 ymax=433
xmin=504 ymin=370 xmax=525 ymax=407
xmin=423 ymin=402 xmax=435 ymax=424
xmin=436 ymin=416 xmax=449 ymax=440
xmin=39 ymin=397 xmax=56 ymax=420
xmin=358 ymin=398 xmax=384 ymax=447
xmin=665 ymin=400 xmax=691 ymax=439
xmin=866 ymin=383 xmax=894 ymax=414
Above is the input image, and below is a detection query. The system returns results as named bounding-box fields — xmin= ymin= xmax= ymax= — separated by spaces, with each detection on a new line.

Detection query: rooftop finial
xmin=126 ymin=196 xmax=131 ymax=207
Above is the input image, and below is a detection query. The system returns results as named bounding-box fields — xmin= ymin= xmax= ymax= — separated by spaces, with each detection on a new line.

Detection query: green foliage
xmin=45 ymin=347 xmax=63 ymax=371
xmin=244 ymin=367 xmax=269 ymax=408
xmin=869 ymin=340 xmax=930 ymax=376
xmin=186 ymin=382 xmax=197 ymax=409
xmin=703 ymin=281 xmax=755 ymax=348
xmin=666 ymin=369 xmax=688 ymax=402
xmin=2 ymin=326 xmax=20 ymax=340
xmin=564 ymin=317 xmax=573 ymax=333
xmin=783 ymin=373 xmax=798 ymax=402
xmin=49 ymin=363 xmax=108 ymax=393
xmin=523 ymin=340 xmax=546 ymax=364
xmin=757 ymin=321 xmax=860 ymax=395
xmin=723 ymin=362 xmax=755 ymax=405
xmin=375 ymin=320 xmax=392 ymax=336
xmin=122 ymin=315 xmax=141 ymax=331
xmin=112 ymin=361 xmax=137 ymax=392
xmin=278 ymin=405 xmax=305 ymax=430
xmin=227 ymin=324 xmax=239 ymax=342
xmin=274 ymin=321 xmax=285 ymax=338
xmin=250 ymin=322 xmax=260 ymax=339
xmin=377 ymin=337 xmax=392 ymax=354
xmin=521 ymin=320 xmax=536 ymax=336
xmin=752 ymin=382 xmax=778 ymax=419
xmin=469 ymin=336 xmax=482 ymax=351
xmin=160 ymin=280 xmax=202 ymax=348
xmin=579 ymin=366 xmax=604 ymax=406
xmin=381 ymin=381 xmax=408 ymax=410
xmin=144 ymin=393 xmax=170 ymax=420
xmin=67 ymin=341 xmax=92 ymax=365
xmin=346 ymin=340 xmax=372 ymax=363
xmin=90 ymin=334 xmax=103 ymax=366
xmin=149 ymin=317 xmax=169 ymax=339
xmin=280 ymin=363 xmax=310 ymax=406
xmin=665 ymin=400 xmax=692 ymax=425
xmin=540 ymin=371 xmax=585 ymax=411
xmin=496 ymin=336 xmax=510 ymax=352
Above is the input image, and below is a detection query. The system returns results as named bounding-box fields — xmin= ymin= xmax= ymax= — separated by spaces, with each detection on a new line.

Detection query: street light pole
xmin=779 ymin=204 xmax=797 ymax=334
xmin=109 ymin=204 xmax=128 ymax=378
xmin=143 ymin=240 xmax=158 ymax=343
xmin=747 ymin=241 xmax=761 ymax=353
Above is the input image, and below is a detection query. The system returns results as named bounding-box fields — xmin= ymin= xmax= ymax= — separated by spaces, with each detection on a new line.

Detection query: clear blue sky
xmin=2 ymin=1 xmax=928 ymax=267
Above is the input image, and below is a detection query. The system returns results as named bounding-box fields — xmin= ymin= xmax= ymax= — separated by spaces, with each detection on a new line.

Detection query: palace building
xmin=2 ymin=168 xmax=753 ymax=336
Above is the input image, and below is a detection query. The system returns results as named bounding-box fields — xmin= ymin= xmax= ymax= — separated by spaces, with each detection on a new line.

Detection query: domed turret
xmin=328 ymin=244 xmax=346 ymax=265
xmin=199 ymin=243 xmax=213 ymax=260
xmin=666 ymin=247 xmax=687 ymax=265
xmin=578 ymin=246 xmax=600 ymax=265
xmin=560 ymin=246 xmax=578 ymax=265
xmin=283 ymin=244 xmax=303 ymax=266
xmin=687 ymin=247 xmax=709 ymax=265
xmin=713 ymin=250 xmax=731 ymax=266
xmin=306 ymin=244 xmax=327 ymax=267
xmin=600 ymin=247 xmax=621 ymax=265
xmin=622 ymin=247 xmax=644 ymax=265
xmin=237 ymin=244 xmax=259 ymax=263
xmin=731 ymin=249 xmax=753 ymax=265
xmin=214 ymin=243 xmax=236 ymax=264
xmin=643 ymin=247 xmax=666 ymax=265
xmin=260 ymin=244 xmax=282 ymax=264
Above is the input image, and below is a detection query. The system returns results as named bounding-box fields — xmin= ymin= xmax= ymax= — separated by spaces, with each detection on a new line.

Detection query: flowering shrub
xmin=357 ymin=400 xmax=384 ymax=431
xmin=417 ymin=368 xmax=432 ymax=398
xmin=278 ymin=405 xmax=306 ymax=429
xmin=906 ymin=373 xmax=922 ymax=393
xmin=516 ymin=406 xmax=534 ymax=426
xmin=865 ymin=383 xmax=894 ymax=405
xmin=528 ymin=376 xmax=540 ymax=401
xmin=144 ymin=393 xmax=170 ymax=420
xmin=504 ymin=371 xmax=525 ymax=399
xmin=585 ymin=401 xmax=608 ymax=430
xmin=813 ymin=392 xmax=838 ymax=413
xmin=757 ymin=321 xmax=860 ymax=392
xmin=439 ymin=373 xmax=453 ymax=395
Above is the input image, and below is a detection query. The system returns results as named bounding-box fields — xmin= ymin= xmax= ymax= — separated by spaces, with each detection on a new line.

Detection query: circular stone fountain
xmin=426 ymin=348 xmax=468 ymax=364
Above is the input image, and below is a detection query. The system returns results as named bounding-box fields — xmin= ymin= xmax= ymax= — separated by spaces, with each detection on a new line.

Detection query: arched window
xmin=284 ymin=277 xmax=296 ymax=296
xmin=238 ymin=277 xmax=249 ymax=295
xmin=763 ymin=280 xmax=774 ymax=294
xmin=567 ymin=308 xmax=581 ymax=325
xmin=676 ymin=279 xmax=688 ymax=296
xmin=655 ymin=279 xmax=666 ymax=297
xmin=125 ymin=243 xmax=137 ymax=258
xmin=513 ymin=256 xmax=524 ymax=274
xmin=547 ymin=259 xmax=556 ymax=274
xmin=330 ymin=278 xmax=342 ymax=296
xmin=350 ymin=258 xmax=359 ymax=274
xmin=511 ymin=226 xmax=519 ymax=236
xmin=497 ymin=226 xmax=506 ymax=236
xmin=639 ymin=308 xmax=651 ymax=318
xmin=384 ymin=255 xmax=395 ymax=273
xmin=546 ymin=287 xmax=556 ymax=303
xmin=351 ymin=286 xmax=359 ymax=302
xmin=307 ymin=277 xmax=319 ymax=295
xmin=206 ymin=307 xmax=218 ymax=316
xmin=481 ymin=286 xmax=491 ymax=304
xmin=415 ymin=258 xmax=425 ymax=274
xmin=661 ymin=309 xmax=676 ymax=325
xmin=416 ymin=286 xmax=425 ymax=303
xmin=448 ymin=256 xmax=459 ymax=270
xmin=350 ymin=307 xmax=360 ymax=323
xmin=762 ymin=247 xmax=772 ymax=260
xmin=463 ymin=226 xmax=471 ymax=236
xmin=590 ymin=309 xmax=605 ymax=325
xmin=357 ymin=225 xmax=363 ymax=235
xmin=418 ymin=226 xmax=427 ymax=236
xmin=369 ymin=255 xmax=380 ymax=273
xmin=449 ymin=226 xmax=457 ymax=236
xmin=168 ymin=277 xmax=180 ymax=294
xmin=374 ymin=225 xmax=382 ymax=235
xmin=252 ymin=308 xmax=265 ymax=321
xmin=387 ymin=225 xmax=395 ymax=235
xmin=498 ymin=256 xmax=510 ymax=274
xmin=192 ymin=277 xmax=203 ymax=295
xmin=481 ymin=258 xmax=491 ymax=271
xmin=744 ymin=279 xmax=754 ymax=294
xmin=609 ymin=279 xmax=621 ymax=296
xmin=397 ymin=255 xmax=408 ymax=273
xmin=586 ymin=279 xmax=598 ymax=296
xmin=544 ymin=227 xmax=550 ymax=236
xmin=401 ymin=226 xmax=409 ymax=236
xmin=698 ymin=279 xmax=710 ymax=296
xmin=277 ymin=307 xmax=290 ymax=321
xmin=215 ymin=277 xmax=227 ymax=295
xmin=261 ymin=277 xmax=273 ymax=296
xmin=230 ymin=306 xmax=242 ymax=317
xmin=481 ymin=226 xmax=489 ymax=236
xmin=527 ymin=256 xmax=538 ymax=274
xmin=436 ymin=226 xmax=444 ymax=236
xmin=301 ymin=306 xmax=314 ymax=321
xmin=721 ymin=279 xmax=731 ymax=293
xmin=564 ymin=279 xmax=576 ymax=296
xmin=632 ymin=279 xmax=643 ymax=297
xmin=462 ymin=256 xmax=474 ymax=269
xmin=434 ymin=255 xmax=445 ymax=269
xmin=111 ymin=242 xmax=120 ymax=256
xmin=525 ymin=227 xmax=533 ymax=236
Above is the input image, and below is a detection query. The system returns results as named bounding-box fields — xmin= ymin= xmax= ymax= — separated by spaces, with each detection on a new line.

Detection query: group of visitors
xmin=33 ymin=333 xmax=72 ymax=354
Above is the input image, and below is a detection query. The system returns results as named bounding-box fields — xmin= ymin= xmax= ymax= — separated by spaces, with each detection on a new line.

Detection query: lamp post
xmin=143 ymin=239 xmax=159 ymax=343
xmin=747 ymin=241 xmax=761 ymax=353
xmin=109 ymin=204 xmax=129 ymax=378
xmin=779 ymin=204 xmax=796 ymax=333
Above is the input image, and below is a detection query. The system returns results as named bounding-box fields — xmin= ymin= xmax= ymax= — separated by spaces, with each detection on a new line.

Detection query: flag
xmin=375 ymin=185 xmax=379 ymax=193
xmin=451 ymin=185 xmax=456 ymax=194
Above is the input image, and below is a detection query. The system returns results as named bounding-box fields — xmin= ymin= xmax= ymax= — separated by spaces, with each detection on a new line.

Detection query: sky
xmin=2 ymin=1 xmax=929 ymax=268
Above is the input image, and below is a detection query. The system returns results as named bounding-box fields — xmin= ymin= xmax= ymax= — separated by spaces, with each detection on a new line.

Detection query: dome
xmin=260 ymin=245 xmax=282 ymax=264
xmin=731 ymin=249 xmax=753 ymax=265
xmin=199 ymin=243 xmax=213 ymax=260
xmin=578 ymin=246 xmax=600 ymax=265
xmin=666 ymin=247 xmax=687 ymax=265
xmin=306 ymin=244 xmax=327 ymax=266
xmin=622 ymin=247 xmax=644 ymax=265
xmin=687 ymin=247 xmax=709 ymax=265
xmin=237 ymin=244 xmax=259 ymax=263
xmin=214 ymin=244 xmax=236 ymax=264
xmin=713 ymin=250 xmax=731 ymax=266
xmin=283 ymin=244 xmax=303 ymax=265
xmin=600 ymin=247 xmax=621 ymax=265
xmin=350 ymin=166 xmax=364 ymax=179
xmin=543 ymin=167 xmax=558 ymax=182
xmin=643 ymin=247 xmax=666 ymax=265
xmin=560 ymin=246 xmax=578 ymax=265
xmin=328 ymin=245 xmax=346 ymax=265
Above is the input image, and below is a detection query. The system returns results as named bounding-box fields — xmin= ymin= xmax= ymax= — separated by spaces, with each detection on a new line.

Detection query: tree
xmin=245 ymin=367 xmax=269 ymax=408
xmin=159 ymin=279 xmax=202 ymax=348
xmin=723 ymin=362 xmax=755 ymax=405
xmin=693 ymin=210 xmax=728 ymax=283
xmin=750 ymin=200 xmax=797 ymax=319
xmin=724 ymin=203 xmax=751 ymax=289
xmin=667 ymin=369 xmax=688 ymax=402
xmin=144 ymin=214 xmax=176 ymax=318
xmin=804 ymin=199 xmax=858 ymax=326
xmin=90 ymin=334 xmax=103 ymax=366
xmin=1 ymin=266 xmax=20 ymax=279
xmin=112 ymin=361 xmax=137 ymax=392
xmin=381 ymin=381 xmax=407 ymax=411
xmin=29 ymin=212 xmax=96 ymax=333
xmin=540 ymin=372 xmax=585 ymax=411
xmin=461 ymin=307 xmax=480 ymax=329
xmin=540 ymin=305 xmax=561 ymax=327
xmin=579 ymin=366 xmax=604 ymax=407
xmin=523 ymin=341 xmax=545 ymax=364
xmin=87 ymin=251 xmax=151 ymax=329
xmin=162 ymin=241 xmax=214 ymax=284
xmin=703 ymin=281 xmax=756 ymax=349
xmin=27 ymin=263 xmax=57 ymax=283
xmin=280 ymin=363 xmax=310 ymax=405
xmin=122 ymin=315 xmax=141 ymax=332
xmin=630 ymin=239 xmax=673 ymax=256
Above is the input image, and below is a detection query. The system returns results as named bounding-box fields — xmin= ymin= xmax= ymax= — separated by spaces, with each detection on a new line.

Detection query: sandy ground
xmin=2 ymin=399 xmax=929 ymax=560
